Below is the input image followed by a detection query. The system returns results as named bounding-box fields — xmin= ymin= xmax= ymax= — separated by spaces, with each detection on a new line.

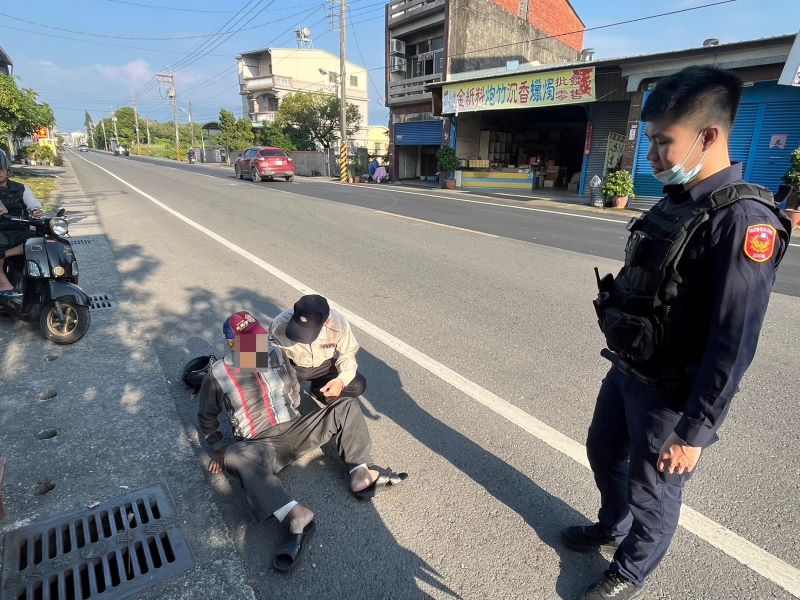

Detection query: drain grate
xmin=68 ymin=239 xmax=94 ymax=246
xmin=88 ymin=294 xmax=114 ymax=311
xmin=0 ymin=484 xmax=193 ymax=600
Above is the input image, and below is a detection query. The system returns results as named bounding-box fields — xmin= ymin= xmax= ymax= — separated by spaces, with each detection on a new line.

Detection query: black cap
xmin=285 ymin=294 xmax=330 ymax=344
xmin=0 ymin=149 xmax=8 ymax=171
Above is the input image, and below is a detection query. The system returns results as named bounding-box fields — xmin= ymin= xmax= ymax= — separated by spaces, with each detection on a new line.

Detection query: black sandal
xmin=272 ymin=520 xmax=316 ymax=572
xmin=353 ymin=465 xmax=409 ymax=501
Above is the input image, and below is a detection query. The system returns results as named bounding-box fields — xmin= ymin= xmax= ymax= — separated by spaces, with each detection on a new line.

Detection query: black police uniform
xmin=0 ymin=180 xmax=37 ymax=258
xmin=589 ymin=163 xmax=790 ymax=587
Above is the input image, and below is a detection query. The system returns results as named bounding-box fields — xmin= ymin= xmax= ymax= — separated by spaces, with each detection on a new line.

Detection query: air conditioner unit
xmin=390 ymin=56 xmax=407 ymax=72
xmin=389 ymin=39 xmax=406 ymax=55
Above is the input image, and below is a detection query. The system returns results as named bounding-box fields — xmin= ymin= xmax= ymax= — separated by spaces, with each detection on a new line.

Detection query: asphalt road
xmin=66 ymin=149 xmax=800 ymax=600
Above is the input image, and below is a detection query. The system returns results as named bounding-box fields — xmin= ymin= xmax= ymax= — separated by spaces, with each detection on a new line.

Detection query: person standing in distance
xmin=562 ymin=66 xmax=791 ymax=600
xmin=271 ymin=294 xmax=367 ymax=403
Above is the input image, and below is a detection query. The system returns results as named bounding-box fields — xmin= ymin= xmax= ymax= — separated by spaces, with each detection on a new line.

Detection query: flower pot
xmin=445 ymin=179 xmax=456 ymax=190
xmin=786 ymin=208 xmax=800 ymax=229
xmin=613 ymin=195 xmax=629 ymax=209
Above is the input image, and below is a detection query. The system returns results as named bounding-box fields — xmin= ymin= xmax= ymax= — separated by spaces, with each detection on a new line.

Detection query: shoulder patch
xmin=743 ymin=224 xmax=777 ymax=263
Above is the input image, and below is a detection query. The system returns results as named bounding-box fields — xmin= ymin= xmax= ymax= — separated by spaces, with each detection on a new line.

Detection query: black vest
xmin=0 ymin=180 xmax=27 ymax=231
xmin=599 ymin=183 xmax=790 ymax=367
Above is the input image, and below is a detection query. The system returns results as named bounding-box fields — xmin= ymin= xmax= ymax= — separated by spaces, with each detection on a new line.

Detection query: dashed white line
xmin=72 ymin=152 xmax=800 ymax=598
xmin=374 ymin=210 xmax=498 ymax=237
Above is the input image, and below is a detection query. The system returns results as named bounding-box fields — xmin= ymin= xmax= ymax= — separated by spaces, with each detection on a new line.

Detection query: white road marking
xmin=374 ymin=210 xmax=498 ymax=237
xmin=72 ymin=152 xmax=800 ymax=598
xmin=790 ymin=243 xmax=799 ymax=248
xmin=305 ymin=178 xmax=631 ymax=224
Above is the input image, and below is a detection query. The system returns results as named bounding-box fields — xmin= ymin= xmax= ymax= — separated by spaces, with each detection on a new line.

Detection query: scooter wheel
xmin=39 ymin=301 xmax=90 ymax=344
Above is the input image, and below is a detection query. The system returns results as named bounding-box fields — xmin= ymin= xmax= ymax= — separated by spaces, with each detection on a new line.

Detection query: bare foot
xmin=286 ymin=504 xmax=315 ymax=534
xmin=350 ymin=466 xmax=380 ymax=493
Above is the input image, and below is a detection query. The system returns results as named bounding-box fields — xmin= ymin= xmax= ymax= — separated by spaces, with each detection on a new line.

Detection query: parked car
xmin=235 ymin=147 xmax=294 ymax=182
xmin=78 ymin=144 xmax=89 ymax=152
xmin=113 ymin=145 xmax=130 ymax=156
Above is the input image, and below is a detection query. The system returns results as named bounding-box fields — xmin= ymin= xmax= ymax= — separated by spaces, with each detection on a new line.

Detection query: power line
xmin=450 ymin=0 xmax=740 ymax=58
xmin=100 ymin=0 xmax=236 ymax=13
xmin=348 ymin=4 xmax=384 ymax=104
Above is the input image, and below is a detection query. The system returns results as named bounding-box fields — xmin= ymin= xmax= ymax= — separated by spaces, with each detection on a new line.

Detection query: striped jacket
xmin=197 ymin=349 xmax=301 ymax=451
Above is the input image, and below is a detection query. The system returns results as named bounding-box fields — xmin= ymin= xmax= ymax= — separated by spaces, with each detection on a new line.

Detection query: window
xmin=260 ymin=149 xmax=288 ymax=157
xmin=350 ymin=75 xmax=358 ymax=87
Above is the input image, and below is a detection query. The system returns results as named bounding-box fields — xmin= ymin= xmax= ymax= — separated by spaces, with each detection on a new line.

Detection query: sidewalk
xmin=0 ymin=158 xmax=255 ymax=599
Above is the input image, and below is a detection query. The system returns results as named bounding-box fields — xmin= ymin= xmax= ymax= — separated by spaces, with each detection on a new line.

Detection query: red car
xmin=235 ymin=146 xmax=295 ymax=183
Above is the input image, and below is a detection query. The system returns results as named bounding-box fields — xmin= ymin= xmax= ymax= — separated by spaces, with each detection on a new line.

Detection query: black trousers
xmin=222 ymin=398 xmax=372 ymax=521
xmin=587 ymin=367 xmax=699 ymax=587
xmin=292 ymin=358 xmax=367 ymax=402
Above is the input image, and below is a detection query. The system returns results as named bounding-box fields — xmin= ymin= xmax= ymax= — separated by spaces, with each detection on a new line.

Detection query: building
xmin=385 ymin=0 xmax=584 ymax=180
xmin=236 ymin=47 xmax=369 ymax=148
xmin=0 ymin=45 xmax=12 ymax=76
xmin=368 ymin=125 xmax=390 ymax=159
xmin=428 ymin=33 xmax=800 ymax=204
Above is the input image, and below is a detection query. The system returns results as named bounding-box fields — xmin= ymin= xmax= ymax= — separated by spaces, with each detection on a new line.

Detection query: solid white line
xmin=374 ymin=210 xmax=498 ymax=237
xmin=790 ymin=243 xmax=800 ymax=248
xmin=305 ymin=178 xmax=630 ymax=224
xmin=72 ymin=152 xmax=800 ymax=598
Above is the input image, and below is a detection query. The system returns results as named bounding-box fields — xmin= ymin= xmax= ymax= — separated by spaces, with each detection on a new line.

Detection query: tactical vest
xmin=0 ymin=180 xmax=27 ymax=230
xmin=598 ymin=183 xmax=790 ymax=367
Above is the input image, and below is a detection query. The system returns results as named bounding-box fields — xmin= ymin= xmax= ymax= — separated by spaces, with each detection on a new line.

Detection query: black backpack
xmin=181 ymin=355 xmax=216 ymax=392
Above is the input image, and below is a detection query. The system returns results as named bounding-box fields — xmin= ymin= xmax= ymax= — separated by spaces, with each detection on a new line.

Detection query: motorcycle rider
xmin=188 ymin=147 xmax=197 ymax=164
xmin=0 ymin=150 xmax=44 ymax=297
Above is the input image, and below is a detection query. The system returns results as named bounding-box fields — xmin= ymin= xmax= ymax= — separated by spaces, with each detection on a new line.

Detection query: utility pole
xmin=111 ymin=107 xmax=119 ymax=145
xmin=100 ymin=119 xmax=108 ymax=150
xmin=188 ymin=101 xmax=196 ymax=150
xmin=145 ymin=116 xmax=151 ymax=146
xmin=339 ymin=0 xmax=348 ymax=182
xmin=132 ymin=96 xmax=141 ymax=152
xmin=157 ymin=71 xmax=181 ymax=161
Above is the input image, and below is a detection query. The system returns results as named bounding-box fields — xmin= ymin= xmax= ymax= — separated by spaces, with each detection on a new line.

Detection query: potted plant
xmin=782 ymin=148 xmax=800 ymax=228
xmin=436 ymin=146 xmax=459 ymax=190
xmin=602 ymin=170 xmax=635 ymax=209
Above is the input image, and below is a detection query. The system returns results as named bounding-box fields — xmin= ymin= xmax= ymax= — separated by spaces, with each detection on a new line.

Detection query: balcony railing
xmin=241 ymin=75 xmax=275 ymax=94
xmin=388 ymin=0 xmax=445 ymax=24
xmin=250 ymin=111 xmax=277 ymax=125
xmin=388 ymin=72 xmax=442 ymax=105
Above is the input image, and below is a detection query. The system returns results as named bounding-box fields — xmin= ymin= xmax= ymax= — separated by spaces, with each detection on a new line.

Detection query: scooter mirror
xmin=57 ymin=208 xmax=66 ymax=217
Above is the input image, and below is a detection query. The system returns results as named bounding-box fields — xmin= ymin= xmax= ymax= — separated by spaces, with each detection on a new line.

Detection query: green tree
xmin=217 ymin=108 xmax=254 ymax=153
xmin=274 ymin=92 xmax=361 ymax=149
xmin=112 ymin=107 xmax=137 ymax=144
xmin=0 ymin=75 xmax=55 ymax=144
xmin=258 ymin=122 xmax=298 ymax=151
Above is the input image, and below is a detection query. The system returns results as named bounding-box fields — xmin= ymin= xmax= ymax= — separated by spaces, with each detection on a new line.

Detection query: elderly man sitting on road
xmin=197 ymin=311 xmax=408 ymax=572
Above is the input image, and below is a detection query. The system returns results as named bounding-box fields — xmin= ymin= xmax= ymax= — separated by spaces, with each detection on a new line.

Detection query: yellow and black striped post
xmin=339 ymin=143 xmax=349 ymax=183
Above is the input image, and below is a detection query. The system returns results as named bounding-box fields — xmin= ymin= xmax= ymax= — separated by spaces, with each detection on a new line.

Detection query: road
xmin=67 ymin=149 xmax=800 ymax=600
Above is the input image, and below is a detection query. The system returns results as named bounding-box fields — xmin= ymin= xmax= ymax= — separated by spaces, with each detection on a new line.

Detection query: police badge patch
xmin=743 ymin=224 xmax=777 ymax=262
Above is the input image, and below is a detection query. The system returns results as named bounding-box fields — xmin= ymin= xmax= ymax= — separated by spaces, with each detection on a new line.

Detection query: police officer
xmin=0 ymin=150 xmax=44 ymax=297
xmin=270 ymin=294 xmax=367 ymax=403
xmin=562 ymin=66 xmax=791 ymax=600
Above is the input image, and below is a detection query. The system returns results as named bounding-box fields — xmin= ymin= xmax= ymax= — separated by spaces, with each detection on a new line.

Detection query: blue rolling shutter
xmin=747 ymin=101 xmax=800 ymax=192
xmin=728 ymin=103 xmax=758 ymax=175
xmin=395 ymin=120 xmax=443 ymax=146
xmin=632 ymin=124 xmax=663 ymax=199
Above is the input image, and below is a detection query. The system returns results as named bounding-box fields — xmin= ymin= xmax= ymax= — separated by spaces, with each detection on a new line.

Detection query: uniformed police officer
xmin=562 ymin=66 xmax=791 ymax=600
xmin=0 ymin=150 xmax=44 ymax=297
xmin=270 ymin=294 xmax=367 ymax=403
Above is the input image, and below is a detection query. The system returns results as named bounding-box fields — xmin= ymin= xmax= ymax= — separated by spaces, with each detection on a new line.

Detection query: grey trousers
xmin=222 ymin=397 xmax=372 ymax=521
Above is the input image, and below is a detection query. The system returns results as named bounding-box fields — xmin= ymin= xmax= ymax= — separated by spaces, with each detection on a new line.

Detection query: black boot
xmin=561 ymin=523 xmax=621 ymax=553
xmin=580 ymin=570 xmax=645 ymax=600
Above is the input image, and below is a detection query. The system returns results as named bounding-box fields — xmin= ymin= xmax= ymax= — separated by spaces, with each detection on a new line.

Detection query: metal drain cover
xmin=88 ymin=294 xmax=114 ymax=311
xmin=1 ymin=484 xmax=193 ymax=600
xmin=68 ymin=239 xmax=94 ymax=246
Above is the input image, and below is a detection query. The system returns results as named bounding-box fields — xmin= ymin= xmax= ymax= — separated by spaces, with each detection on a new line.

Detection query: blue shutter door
xmin=728 ymin=103 xmax=758 ymax=175
xmin=747 ymin=101 xmax=800 ymax=192
xmin=632 ymin=124 xmax=662 ymax=199
xmin=394 ymin=121 xmax=443 ymax=146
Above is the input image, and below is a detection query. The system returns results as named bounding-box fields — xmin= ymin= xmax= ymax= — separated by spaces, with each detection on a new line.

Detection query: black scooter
xmin=0 ymin=209 xmax=91 ymax=344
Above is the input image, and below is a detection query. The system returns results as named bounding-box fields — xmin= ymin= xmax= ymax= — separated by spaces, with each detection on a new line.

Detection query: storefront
xmin=393 ymin=118 xmax=444 ymax=180
xmin=633 ymin=80 xmax=800 ymax=198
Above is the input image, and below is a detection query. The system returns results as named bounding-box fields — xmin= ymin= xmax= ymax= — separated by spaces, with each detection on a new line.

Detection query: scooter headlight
xmin=49 ymin=218 xmax=69 ymax=237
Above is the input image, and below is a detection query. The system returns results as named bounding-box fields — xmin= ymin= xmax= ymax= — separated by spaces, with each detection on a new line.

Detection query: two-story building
xmin=237 ymin=47 xmax=369 ymax=148
xmin=385 ymin=0 xmax=584 ymax=181
xmin=0 ymin=45 xmax=12 ymax=76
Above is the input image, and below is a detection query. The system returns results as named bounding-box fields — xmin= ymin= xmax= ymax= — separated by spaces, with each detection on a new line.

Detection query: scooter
xmin=188 ymin=155 xmax=197 ymax=165
xmin=0 ymin=209 xmax=91 ymax=344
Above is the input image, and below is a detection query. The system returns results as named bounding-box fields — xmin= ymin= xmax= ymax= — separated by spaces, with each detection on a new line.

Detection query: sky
xmin=1 ymin=0 xmax=798 ymax=133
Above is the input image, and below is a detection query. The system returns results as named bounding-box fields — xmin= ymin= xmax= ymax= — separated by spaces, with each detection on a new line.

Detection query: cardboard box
xmin=543 ymin=180 xmax=555 ymax=188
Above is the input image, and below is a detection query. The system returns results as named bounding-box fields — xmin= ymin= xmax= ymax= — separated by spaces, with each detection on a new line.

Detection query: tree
xmin=258 ymin=122 xmax=298 ymax=151
xmin=216 ymin=108 xmax=254 ymax=153
xmin=274 ymin=92 xmax=361 ymax=149
xmin=112 ymin=107 xmax=137 ymax=144
xmin=0 ymin=75 xmax=55 ymax=144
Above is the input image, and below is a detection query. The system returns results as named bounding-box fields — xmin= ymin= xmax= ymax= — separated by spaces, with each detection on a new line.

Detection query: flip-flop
xmin=353 ymin=465 xmax=409 ymax=501
xmin=272 ymin=520 xmax=316 ymax=572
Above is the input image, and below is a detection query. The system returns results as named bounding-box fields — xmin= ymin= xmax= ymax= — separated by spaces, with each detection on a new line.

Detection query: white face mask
xmin=653 ymin=130 xmax=708 ymax=186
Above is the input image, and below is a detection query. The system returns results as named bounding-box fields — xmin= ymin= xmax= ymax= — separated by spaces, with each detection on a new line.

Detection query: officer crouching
xmin=563 ymin=66 xmax=791 ymax=600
